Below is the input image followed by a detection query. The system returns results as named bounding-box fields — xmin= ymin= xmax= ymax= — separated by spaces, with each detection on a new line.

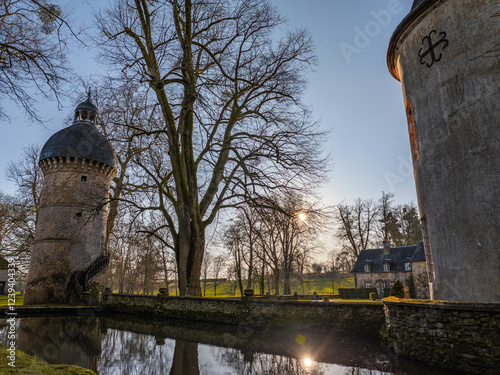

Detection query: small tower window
xmin=81 ymin=109 xmax=88 ymax=120
xmin=383 ymin=263 xmax=390 ymax=272
xmin=80 ymin=175 xmax=88 ymax=182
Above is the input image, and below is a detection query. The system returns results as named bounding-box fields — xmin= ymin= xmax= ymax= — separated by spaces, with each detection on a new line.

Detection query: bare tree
xmin=211 ymin=254 xmax=225 ymax=296
xmin=223 ymin=223 xmax=245 ymax=297
xmin=5 ymin=144 xmax=43 ymax=223
xmin=0 ymin=144 xmax=43 ymax=272
xmin=335 ymin=198 xmax=378 ymax=261
xmin=0 ymin=192 xmax=34 ymax=274
xmin=0 ymin=0 xmax=73 ymax=120
xmin=96 ymin=0 xmax=326 ymax=295
xmin=201 ymin=250 xmax=211 ymax=296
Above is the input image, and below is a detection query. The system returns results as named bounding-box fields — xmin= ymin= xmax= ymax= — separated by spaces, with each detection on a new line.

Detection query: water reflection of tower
xmin=17 ymin=316 xmax=102 ymax=373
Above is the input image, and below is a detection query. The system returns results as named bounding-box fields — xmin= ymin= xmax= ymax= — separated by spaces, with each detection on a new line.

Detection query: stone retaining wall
xmin=103 ymin=294 xmax=384 ymax=336
xmin=382 ymin=297 xmax=500 ymax=374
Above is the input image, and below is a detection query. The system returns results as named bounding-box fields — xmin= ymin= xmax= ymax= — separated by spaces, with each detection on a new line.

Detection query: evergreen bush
xmin=391 ymin=280 xmax=405 ymax=298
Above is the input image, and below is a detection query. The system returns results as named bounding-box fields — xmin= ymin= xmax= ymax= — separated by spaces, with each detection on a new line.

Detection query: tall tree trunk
xmin=247 ymin=239 xmax=253 ymax=290
xmin=176 ymin=215 xmax=205 ymax=296
xmin=274 ymin=268 xmax=280 ymax=295
xmin=283 ymin=251 xmax=291 ymax=295
xmin=260 ymin=261 xmax=265 ymax=296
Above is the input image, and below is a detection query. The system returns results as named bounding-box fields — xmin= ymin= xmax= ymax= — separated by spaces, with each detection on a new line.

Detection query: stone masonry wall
xmin=389 ymin=0 xmax=500 ymax=302
xmin=382 ymin=297 xmax=500 ymax=374
xmin=104 ymin=294 xmax=385 ymax=336
xmin=24 ymin=157 xmax=114 ymax=305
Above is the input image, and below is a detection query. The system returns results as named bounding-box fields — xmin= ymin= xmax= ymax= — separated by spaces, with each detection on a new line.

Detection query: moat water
xmin=0 ymin=315 xmax=456 ymax=374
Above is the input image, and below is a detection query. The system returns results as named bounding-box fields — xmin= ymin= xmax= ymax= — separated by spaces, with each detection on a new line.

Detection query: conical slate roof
xmin=39 ymin=98 xmax=117 ymax=168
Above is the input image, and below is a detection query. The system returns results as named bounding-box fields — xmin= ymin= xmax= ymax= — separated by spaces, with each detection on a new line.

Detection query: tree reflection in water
xmin=216 ymin=347 xmax=326 ymax=375
xmin=170 ymin=340 xmax=200 ymax=375
xmin=0 ymin=316 xmax=456 ymax=375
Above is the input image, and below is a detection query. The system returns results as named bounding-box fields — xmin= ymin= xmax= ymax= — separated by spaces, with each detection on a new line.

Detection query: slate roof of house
xmin=351 ymin=241 xmax=425 ymax=273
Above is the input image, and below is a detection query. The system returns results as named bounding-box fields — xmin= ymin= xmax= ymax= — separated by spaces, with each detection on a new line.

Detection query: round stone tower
xmin=388 ymin=0 xmax=500 ymax=302
xmin=24 ymin=95 xmax=117 ymax=305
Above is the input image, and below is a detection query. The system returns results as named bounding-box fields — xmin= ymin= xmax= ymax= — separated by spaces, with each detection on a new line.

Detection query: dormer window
xmin=383 ymin=263 xmax=390 ymax=272
xmin=364 ymin=264 xmax=371 ymax=272
xmin=405 ymin=262 xmax=412 ymax=271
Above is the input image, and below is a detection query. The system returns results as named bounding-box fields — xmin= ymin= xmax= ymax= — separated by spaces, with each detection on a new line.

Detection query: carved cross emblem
xmin=418 ymin=30 xmax=449 ymax=67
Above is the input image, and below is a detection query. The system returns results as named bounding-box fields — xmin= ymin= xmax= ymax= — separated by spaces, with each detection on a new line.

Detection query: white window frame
xmin=365 ymin=281 xmax=372 ymax=288
xmin=364 ymin=264 xmax=371 ymax=272
xmin=383 ymin=263 xmax=390 ymax=272
xmin=405 ymin=262 xmax=412 ymax=271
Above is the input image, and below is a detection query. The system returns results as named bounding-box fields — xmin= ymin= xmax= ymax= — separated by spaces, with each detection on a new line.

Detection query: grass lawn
xmin=198 ymin=276 xmax=355 ymax=298
xmin=0 ymin=344 xmax=96 ymax=374
xmin=0 ymin=295 xmax=24 ymax=306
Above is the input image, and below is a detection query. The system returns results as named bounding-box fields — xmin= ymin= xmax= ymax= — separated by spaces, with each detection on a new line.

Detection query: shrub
xmin=322 ymin=296 xmax=330 ymax=302
xmin=391 ymin=280 xmax=405 ymax=298
xmin=406 ymin=276 xmax=416 ymax=298
xmin=369 ymin=292 xmax=377 ymax=301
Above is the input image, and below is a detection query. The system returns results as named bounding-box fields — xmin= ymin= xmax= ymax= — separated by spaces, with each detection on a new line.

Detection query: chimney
xmin=383 ymin=238 xmax=391 ymax=254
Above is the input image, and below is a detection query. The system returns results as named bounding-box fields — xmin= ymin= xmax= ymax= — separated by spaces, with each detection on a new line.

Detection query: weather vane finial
xmin=87 ymin=87 xmax=92 ymax=101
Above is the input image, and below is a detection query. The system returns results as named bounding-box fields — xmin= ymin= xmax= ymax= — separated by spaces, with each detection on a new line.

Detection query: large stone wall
xmin=104 ymin=294 xmax=385 ymax=336
xmin=382 ymin=297 xmax=500 ymax=374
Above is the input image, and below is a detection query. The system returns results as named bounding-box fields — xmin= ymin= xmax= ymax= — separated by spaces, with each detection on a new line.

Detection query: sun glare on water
xmin=303 ymin=357 xmax=312 ymax=367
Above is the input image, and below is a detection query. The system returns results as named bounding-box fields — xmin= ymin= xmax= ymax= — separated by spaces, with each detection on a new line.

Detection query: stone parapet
xmin=40 ymin=157 xmax=116 ymax=179
xmin=104 ymin=294 xmax=385 ymax=336
xmin=382 ymin=297 xmax=500 ymax=374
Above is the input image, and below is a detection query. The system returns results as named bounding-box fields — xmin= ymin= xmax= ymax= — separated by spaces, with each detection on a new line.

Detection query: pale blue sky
xmin=0 ymin=0 xmax=417 ymax=208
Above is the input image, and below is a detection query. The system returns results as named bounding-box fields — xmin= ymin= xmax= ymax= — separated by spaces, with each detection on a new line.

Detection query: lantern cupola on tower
xmin=74 ymin=91 xmax=98 ymax=124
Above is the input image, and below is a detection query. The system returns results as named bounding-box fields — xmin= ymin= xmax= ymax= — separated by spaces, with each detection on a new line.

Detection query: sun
xmin=298 ymin=212 xmax=307 ymax=222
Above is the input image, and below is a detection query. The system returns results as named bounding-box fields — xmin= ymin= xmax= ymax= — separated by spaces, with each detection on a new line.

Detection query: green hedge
xmin=338 ymin=288 xmax=378 ymax=299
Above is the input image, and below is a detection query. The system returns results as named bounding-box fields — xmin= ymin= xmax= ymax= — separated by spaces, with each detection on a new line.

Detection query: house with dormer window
xmin=351 ymin=240 xmax=429 ymax=298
